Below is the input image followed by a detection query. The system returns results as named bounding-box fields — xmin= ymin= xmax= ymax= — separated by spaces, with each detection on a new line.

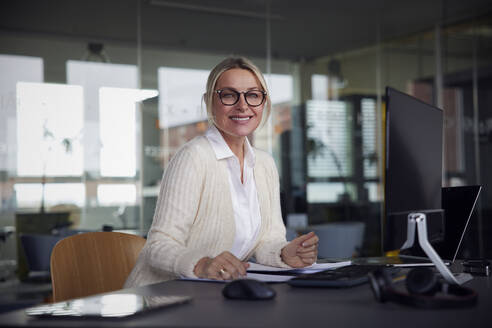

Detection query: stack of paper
xmin=246 ymin=261 xmax=352 ymax=282
xmin=179 ymin=260 xmax=352 ymax=283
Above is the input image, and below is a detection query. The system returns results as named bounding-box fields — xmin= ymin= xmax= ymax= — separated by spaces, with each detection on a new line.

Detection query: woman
xmin=125 ymin=57 xmax=318 ymax=287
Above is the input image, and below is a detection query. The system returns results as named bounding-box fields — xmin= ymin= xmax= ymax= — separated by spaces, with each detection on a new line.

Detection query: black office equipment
xmin=288 ymin=265 xmax=399 ymax=288
xmin=462 ymin=259 xmax=490 ymax=276
xmin=354 ymin=88 xmax=446 ymax=268
xmin=222 ymin=279 xmax=276 ymax=300
xmin=356 ymin=185 xmax=481 ymax=267
xmin=378 ymin=87 xmax=474 ymax=286
xmin=353 ymin=255 xmax=435 ymax=267
xmin=368 ymin=267 xmax=477 ymax=309
xmin=383 ymin=87 xmax=444 ymax=253
xmin=436 ymin=185 xmax=482 ymax=261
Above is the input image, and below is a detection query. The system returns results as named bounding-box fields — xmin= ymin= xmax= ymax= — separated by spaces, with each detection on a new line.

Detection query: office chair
xmin=15 ymin=211 xmax=71 ymax=281
xmin=50 ymin=231 xmax=146 ymax=302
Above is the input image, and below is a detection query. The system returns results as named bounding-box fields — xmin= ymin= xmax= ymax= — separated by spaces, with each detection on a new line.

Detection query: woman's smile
xmin=230 ymin=115 xmax=253 ymax=122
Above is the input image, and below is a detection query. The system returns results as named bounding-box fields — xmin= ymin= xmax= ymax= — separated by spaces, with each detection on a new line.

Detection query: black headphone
xmin=368 ymin=267 xmax=478 ymax=309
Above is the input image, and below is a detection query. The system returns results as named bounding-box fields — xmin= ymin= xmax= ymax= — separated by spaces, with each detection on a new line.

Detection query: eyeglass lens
xmin=218 ymin=89 xmax=265 ymax=106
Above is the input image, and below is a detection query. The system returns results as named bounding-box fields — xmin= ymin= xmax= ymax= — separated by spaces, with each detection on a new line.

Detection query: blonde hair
xmin=203 ymin=56 xmax=271 ymax=126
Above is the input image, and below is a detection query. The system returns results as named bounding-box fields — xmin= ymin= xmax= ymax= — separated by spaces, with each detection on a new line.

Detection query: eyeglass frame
xmin=214 ymin=88 xmax=267 ymax=107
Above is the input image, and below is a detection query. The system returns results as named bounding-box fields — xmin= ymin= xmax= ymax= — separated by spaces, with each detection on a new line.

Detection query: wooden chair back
xmin=50 ymin=231 xmax=146 ymax=302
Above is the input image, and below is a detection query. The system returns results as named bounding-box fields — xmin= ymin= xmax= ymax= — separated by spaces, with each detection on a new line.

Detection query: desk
xmin=0 ymin=278 xmax=52 ymax=315
xmin=0 ymin=271 xmax=491 ymax=327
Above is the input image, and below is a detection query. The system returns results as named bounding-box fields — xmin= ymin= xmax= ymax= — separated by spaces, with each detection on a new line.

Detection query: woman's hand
xmin=281 ymin=231 xmax=319 ymax=268
xmin=194 ymin=251 xmax=249 ymax=280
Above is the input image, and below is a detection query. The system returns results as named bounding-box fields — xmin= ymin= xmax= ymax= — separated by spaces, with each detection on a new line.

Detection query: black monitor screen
xmin=384 ymin=87 xmax=444 ymax=252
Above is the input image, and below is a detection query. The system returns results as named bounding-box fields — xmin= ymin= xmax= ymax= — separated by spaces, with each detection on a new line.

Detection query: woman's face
xmin=212 ymin=68 xmax=264 ymax=144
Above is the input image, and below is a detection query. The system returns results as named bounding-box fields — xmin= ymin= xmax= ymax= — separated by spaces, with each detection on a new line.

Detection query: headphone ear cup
xmin=369 ymin=267 xmax=478 ymax=309
xmin=368 ymin=268 xmax=393 ymax=303
xmin=406 ymin=267 xmax=439 ymax=296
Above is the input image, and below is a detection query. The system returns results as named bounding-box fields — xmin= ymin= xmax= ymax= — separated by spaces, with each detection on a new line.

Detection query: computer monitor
xmin=383 ymin=87 xmax=444 ymax=253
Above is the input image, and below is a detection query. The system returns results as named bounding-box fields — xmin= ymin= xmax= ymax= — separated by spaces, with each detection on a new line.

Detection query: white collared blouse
xmin=205 ymin=125 xmax=262 ymax=259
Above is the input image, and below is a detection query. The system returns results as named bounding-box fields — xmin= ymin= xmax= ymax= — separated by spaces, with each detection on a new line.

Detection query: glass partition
xmin=1 ymin=3 xmax=492 ymax=280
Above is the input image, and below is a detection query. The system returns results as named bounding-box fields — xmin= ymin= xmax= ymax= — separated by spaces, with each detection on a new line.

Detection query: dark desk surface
xmin=1 ymin=271 xmax=491 ymax=328
xmin=0 ymin=277 xmax=52 ymax=315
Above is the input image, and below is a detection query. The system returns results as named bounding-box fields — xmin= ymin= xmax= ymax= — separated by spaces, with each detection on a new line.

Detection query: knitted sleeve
xmin=142 ymin=143 xmax=211 ymax=278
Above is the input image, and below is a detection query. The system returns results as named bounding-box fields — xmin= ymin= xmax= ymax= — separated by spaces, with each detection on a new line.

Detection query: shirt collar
xmin=205 ymin=125 xmax=256 ymax=167
xmin=243 ymin=134 xmax=256 ymax=168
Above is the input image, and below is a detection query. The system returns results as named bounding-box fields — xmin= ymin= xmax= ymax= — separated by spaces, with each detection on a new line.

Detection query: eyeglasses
xmin=215 ymin=88 xmax=266 ymax=107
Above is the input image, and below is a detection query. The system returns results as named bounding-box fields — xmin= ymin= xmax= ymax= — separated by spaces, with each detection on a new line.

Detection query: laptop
xmin=288 ymin=185 xmax=482 ymax=287
xmin=354 ymin=185 xmax=482 ymax=267
xmin=435 ymin=185 xmax=482 ymax=262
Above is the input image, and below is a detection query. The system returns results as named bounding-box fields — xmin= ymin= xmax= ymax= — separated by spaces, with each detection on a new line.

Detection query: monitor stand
xmin=401 ymin=212 xmax=472 ymax=285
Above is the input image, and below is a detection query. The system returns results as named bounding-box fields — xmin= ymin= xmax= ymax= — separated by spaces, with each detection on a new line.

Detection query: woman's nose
xmin=236 ymin=93 xmax=248 ymax=111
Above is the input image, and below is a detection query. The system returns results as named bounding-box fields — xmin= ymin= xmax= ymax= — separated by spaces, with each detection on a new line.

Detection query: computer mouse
xmin=222 ymin=279 xmax=276 ymax=300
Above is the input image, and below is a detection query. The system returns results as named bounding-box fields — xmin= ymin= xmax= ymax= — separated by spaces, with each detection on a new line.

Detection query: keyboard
xmin=288 ymin=265 xmax=394 ymax=288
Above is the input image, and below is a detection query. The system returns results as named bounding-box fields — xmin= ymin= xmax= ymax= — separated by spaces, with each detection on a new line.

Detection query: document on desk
xmin=245 ymin=261 xmax=352 ymax=282
xmin=247 ymin=261 xmax=351 ymax=275
xmin=178 ymin=261 xmax=351 ymax=283
xmin=246 ymin=273 xmax=294 ymax=282
xmin=179 ymin=273 xmax=294 ymax=283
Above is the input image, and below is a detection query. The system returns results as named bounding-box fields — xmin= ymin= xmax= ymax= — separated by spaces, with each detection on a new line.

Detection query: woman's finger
xmin=291 ymin=231 xmax=315 ymax=247
xmin=301 ymin=234 xmax=319 ymax=247
xmin=221 ymin=261 xmax=241 ymax=280
xmin=204 ymin=259 xmax=224 ymax=280
xmin=205 ymin=253 xmax=244 ymax=280
xmin=213 ymin=257 xmax=236 ymax=280
xmin=301 ymin=257 xmax=317 ymax=264
xmin=218 ymin=267 xmax=231 ymax=280
xmin=297 ymin=244 xmax=317 ymax=253
xmin=221 ymin=252 xmax=248 ymax=276
xmin=298 ymin=251 xmax=317 ymax=258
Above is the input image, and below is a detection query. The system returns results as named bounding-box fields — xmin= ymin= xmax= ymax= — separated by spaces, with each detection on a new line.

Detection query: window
xmin=306 ymin=100 xmax=352 ymax=178
xmin=0 ymin=54 xmax=43 ymax=173
xmin=15 ymin=183 xmax=85 ymax=208
xmin=158 ymin=67 xmax=209 ymax=128
xmin=268 ymin=74 xmax=293 ymax=105
xmin=255 ymin=73 xmax=294 ymax=153
xmin=97 ymin=184 xmax=136 ymax=206
xmin=16 ymin=82 xmax=84 ymax=177
xmin=306 ymin=100 xmax=353 ymax=203
xmin=361 ymin=98 xmax=377 ymax=178
xmin=311 ymin=74 xmax=328 ymax=100
xmin=307 ymin=182 xmax=346 ymax=203
xmin=66 ymin=61 xmax=157 ymax=209
xmin=99 ymin=87 xmax=138 ymax=177
xmin=67 ymin=60 xmax=139 ymax=175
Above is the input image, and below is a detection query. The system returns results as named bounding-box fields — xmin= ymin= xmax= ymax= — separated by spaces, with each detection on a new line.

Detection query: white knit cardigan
xmin=124 ymin=135 xmax=290 ymax=288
